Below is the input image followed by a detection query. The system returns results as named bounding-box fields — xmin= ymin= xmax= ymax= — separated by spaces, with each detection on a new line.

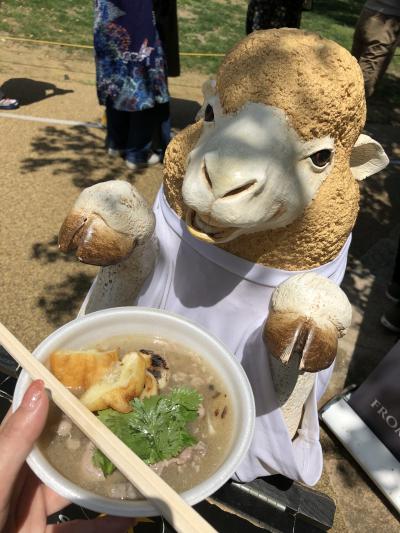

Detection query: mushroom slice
xmin=139 ymin=350 xmax=170 ymax=389
xmin=80 ymin=351 xmax=146 ymax=413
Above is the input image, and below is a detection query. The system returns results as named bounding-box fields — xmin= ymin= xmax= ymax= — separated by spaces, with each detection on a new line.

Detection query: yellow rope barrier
xmin=0 ymin=35 xmax=225 ymax=57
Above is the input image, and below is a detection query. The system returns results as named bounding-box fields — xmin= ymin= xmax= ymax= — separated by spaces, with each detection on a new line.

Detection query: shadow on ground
xmin=21 ymin=124 xmax=122 ymax=189
xmin=343 ymin=135 xmax=400 ymax=386
xmin=31 ymin=235 xmax=93 ymax=327
xmin=30 ymin=235 xmax=95 ymax=326
xmin=24 ymin=97 xmax=199 ymax=326
xmin=20 ymin=97 xmax=199 ymax=189
xmin=1 ymin=78 xmax=73 ymax=106
xmin=32 ymin=235 xmax=76 ymax=264
xmin=367 ymin=73 xmax=400 ymax=125
xmin=37 ymin=272 xmax=93 ymax=326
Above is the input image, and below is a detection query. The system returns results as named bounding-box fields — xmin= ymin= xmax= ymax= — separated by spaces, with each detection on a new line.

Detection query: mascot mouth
xmin=185 ymin=209 xmax=240 ymax=244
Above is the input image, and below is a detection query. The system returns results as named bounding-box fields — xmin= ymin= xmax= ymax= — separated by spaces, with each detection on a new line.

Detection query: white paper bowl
xmin=13 ymin=307 xmax=255 ymax=517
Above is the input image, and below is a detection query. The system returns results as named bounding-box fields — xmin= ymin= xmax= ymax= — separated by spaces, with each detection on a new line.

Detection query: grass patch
xmin=302 ymin=0 xmax=364 ymax=50
xmin=178 ymin=0 xmax=246 ymax=74
xmin=0 ymin=0 xmax=93 ymax=46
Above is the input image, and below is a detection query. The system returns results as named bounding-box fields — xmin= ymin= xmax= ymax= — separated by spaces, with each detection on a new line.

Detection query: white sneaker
xmin=107 ymin=148 xmax=121 ymax=157
xmin=147 ymin=152 xmax=161 ymax=165
xmin=125 ymin=152 xmax=161 ymax=170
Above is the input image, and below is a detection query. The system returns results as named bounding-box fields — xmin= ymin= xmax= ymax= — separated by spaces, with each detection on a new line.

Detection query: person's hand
xmin=0 ymin=380 xmax=136 ymax=532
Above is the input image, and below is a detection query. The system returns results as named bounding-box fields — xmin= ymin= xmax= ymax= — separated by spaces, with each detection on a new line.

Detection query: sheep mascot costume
xmin=59 ymin=29 xmax=389 ymax=485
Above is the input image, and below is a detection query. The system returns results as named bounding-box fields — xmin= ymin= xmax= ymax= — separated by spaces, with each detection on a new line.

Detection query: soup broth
xmin=39 ymin=334 xmax=234 ymax=499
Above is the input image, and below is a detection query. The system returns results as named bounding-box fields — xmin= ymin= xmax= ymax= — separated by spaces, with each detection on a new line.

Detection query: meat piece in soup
xmin=39 ymin=334 xmax=234 ymax=498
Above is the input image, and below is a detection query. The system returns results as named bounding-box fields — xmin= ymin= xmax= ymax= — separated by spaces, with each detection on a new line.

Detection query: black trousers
xmin=105 ymin=101 xmax=170 ymax=163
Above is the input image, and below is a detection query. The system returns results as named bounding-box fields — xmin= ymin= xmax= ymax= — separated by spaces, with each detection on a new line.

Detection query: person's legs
xmin=125 ymin=107 xmax=160 ymax=168
xmin=152 ymin=102 xmax=171 ymax=160
xmin=352 ymin=8 xmax=400 ymax=97
xmin=246 ymin=0 xmax=258 ymax=34
xmin=105 ymin=100 xmax=130 ymax=153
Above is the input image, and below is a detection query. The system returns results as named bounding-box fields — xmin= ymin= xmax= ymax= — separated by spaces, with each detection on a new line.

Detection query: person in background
xmin=352 ymin=0 xmax=400 ymax=98
xmin=153 ymin=0 xmax=180 ymax=79
xmin=94 ymin=0 xmax=170 ymax=170
xmin=152 ymin=0 xmax=180 ymax=152
xmin=246 ymin=0 xmax=304 ymax=34
xmin=0 ymin=380 xmax=135 ymax=532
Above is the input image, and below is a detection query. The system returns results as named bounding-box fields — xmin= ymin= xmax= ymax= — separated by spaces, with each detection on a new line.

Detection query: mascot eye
xmin=204 ymin=104 xmax=214 ymax=122
xmin=309 ymin=149 xmax=332 ymax=168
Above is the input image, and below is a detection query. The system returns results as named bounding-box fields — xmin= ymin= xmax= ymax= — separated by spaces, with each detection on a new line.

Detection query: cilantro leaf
xmin=92 ymin=387 xmax=202 ymax=475
xmin=93 ymin=449 xmax=115 ymax=475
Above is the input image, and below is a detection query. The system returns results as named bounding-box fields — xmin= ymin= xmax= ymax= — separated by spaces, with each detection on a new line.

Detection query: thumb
xmin=0 ymin=380 xmax=49 ymax=498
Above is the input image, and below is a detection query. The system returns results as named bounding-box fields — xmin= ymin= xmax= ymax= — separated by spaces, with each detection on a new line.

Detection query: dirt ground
xmin=1 ymin=40 xmax=399 ymax=531
xmin=0 ymin=40 xmax=205 ymax=348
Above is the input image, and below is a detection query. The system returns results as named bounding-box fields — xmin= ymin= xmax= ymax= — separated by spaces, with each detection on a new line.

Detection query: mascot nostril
xmin=59 ymin=29 xmax=389 ymax=486
xmin=221 ymin=179 xmax=257 ymax=198
xmin=202 ymin=161 xmax=213 ymax=190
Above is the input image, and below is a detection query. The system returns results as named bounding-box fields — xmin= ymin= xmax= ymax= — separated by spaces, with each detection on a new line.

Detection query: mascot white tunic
xmin=61 ymin=29 xmax=389 ymax=485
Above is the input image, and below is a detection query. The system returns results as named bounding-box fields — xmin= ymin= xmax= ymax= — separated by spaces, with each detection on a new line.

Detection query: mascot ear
xmin=201 ymin=78 xmax=217 ymax=98
xmin=195 ymin=79 xmax=217 ymax=121
xmin=350 ymin=133 xmax=389 ymax=181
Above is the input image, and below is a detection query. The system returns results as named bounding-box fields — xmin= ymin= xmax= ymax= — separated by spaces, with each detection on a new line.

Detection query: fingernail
xmin=22 ymin=380 xmax=44 ymax=411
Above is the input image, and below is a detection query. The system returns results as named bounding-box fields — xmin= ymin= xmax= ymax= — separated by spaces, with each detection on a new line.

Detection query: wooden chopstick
xmin=0 ymin=322 xmax=217 ymax=533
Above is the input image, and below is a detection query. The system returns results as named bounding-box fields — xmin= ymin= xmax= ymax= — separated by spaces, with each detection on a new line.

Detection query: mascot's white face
xmin=182 ymin=83 xmax=388 ymax=244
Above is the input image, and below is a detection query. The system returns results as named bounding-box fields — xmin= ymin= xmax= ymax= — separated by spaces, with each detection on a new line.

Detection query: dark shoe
xmin=381 ymin=302 xmax=400 ymax=333
xmin=385 ymin=282 xmax=400 ymax=302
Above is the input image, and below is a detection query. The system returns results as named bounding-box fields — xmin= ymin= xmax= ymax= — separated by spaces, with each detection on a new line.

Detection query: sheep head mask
xmin=164 ymin=29 xmax=388 ymax=269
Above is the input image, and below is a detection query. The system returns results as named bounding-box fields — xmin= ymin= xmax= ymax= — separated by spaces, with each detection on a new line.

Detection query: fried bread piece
xmin=50 ymin=349 xmax=119 ymax=389
xmin=80 ymin=351 xmax=147 ymax=413
xmin=140 ymin=371 xmax=159 ymax=399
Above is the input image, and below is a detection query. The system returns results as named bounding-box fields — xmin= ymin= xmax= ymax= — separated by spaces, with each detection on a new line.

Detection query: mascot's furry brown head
xmin=164 ymin=29 xmax=386 ymax=270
